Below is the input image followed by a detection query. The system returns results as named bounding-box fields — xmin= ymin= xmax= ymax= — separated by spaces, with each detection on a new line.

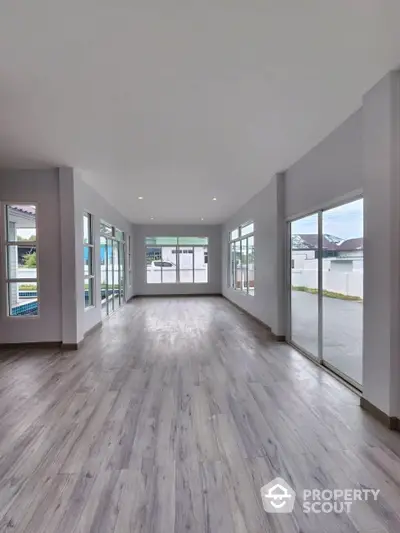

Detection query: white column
xmin=58 ymin=166 xmax=79 ymax=345
xmin=362 ymin=71 xmax=400 ymax=417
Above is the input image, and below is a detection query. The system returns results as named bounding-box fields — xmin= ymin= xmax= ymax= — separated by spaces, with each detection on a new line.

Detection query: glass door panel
xmin=322 ymin=199 xmax=363 ymax=385
xmin=100 ymin=236 xmax=108 ymax=318
xmin=119 ymin=242 xmax=125 ymax=303
xmin=290 ymin=213 xmax=319 ymax=359
xmin=107 ymin=238 xmax=114 ymax=313
xmin=113 ymin=240 xmax=120 ymax=310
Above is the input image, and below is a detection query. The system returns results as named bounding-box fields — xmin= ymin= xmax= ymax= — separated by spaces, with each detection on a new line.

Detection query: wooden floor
xmin=1 ymin=296 xmax=400 ymax=532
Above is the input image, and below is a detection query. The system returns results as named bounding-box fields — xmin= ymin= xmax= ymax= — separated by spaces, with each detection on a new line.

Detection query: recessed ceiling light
xmin=150 ymin=216 xmax=154 ymax=220
xmin=138 ymin=196 xmax=144 ymax=200
xmin=212 ymin=197 xmax=217 ymax=201
xmin=201 ymin=217 xmax=204 ymax=221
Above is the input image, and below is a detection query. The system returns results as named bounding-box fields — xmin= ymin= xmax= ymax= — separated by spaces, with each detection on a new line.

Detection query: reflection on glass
xmin=290 ymin=213 xmax=319 ymax=359
xmin=322 ymin=199 xmax=363 ymax=384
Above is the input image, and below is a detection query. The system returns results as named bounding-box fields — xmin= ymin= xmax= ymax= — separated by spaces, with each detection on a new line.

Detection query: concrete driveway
xmin=291 ymin=290 xmax=363 ymax=385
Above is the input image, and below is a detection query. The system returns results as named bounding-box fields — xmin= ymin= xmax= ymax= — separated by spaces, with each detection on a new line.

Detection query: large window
xmin=229 ymin=222 xmax=255 ymax=295
xmin=83 ymin=212 xmax=95 ymax=308
xmin=146 ymin=237 xmax=208 ymax=284
xmin=289 ymin=198 xmax=363 ymax=387
xmin=4 ymin=204 xmax=38 ymax=316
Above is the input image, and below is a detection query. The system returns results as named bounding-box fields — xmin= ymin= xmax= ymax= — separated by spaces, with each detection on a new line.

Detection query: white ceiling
xmin=1 ymin=1 xmax=400 ymax=224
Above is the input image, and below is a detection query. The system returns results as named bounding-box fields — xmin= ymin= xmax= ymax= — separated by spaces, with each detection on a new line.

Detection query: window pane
xmin=241 ymin=238 xmax=248 ymax=292
xmin=230 ymin=242 xmax=236 ymax=287
xmin=290 ymin=213 xmax=319 ymax=359
xmin=85 ymin=277 xmax=94 ymax=308
xmin=84 ymin=246 xmax=92 ymax=277
xmin=230 ymin=228 xmax=239 ymax=241
xmin=7 ymin=281 xmax=38 ymax=316
xmin=7 ymin=245 xmax=37 ymax=280
xmin=119 ymin=242 xmax=125 ymax=302
xmin=234 ymin=241 xmax=241 ymax=290
xmin=100 ymin=237 xmax=108 ymax=310
xmin=83 ymin=214 xmax=91 ymax=244
xmin=178 ymin=237 xmax=208 ymax=246
xmin=179 ymin=246 xmax=194 ymax=283
xmin=100 ymin=221 xmax=112 ymax=236
xmin=248 ymin=236 xmax=255 ymax=295
xmin=145 ymin=237 xmax=178 ymax=246
xmin=161 ymin=247 xmax=177 ymax=283
xmin=113 ymin=241 xmax=120 ymax=309
xmin=194 ymin=246 xmax=208 ymax=283
xmin=6 ymin=204 xmax=36 ymax=242
xmin=147 ymin=246 xmax=162 ymax=283
xmin=115 ymin=229 xmax=124 ymax=242
xmin=241 ymin=222 xmax=254 ymax=237
xmin=322 ymin=199 xmax=363 ymax=385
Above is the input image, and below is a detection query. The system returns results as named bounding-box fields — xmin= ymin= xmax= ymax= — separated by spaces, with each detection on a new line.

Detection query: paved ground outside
xmin=291 ymin=290 xmax=363 ymax=385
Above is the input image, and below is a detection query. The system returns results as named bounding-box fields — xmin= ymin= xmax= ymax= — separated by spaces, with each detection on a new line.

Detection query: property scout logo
xmin=260 ymin=477 xmax=379 ymax=514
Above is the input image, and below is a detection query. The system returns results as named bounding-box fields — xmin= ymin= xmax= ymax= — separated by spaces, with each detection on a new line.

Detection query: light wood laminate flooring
xmin=0 ymin=296 xmax=400 ymax=532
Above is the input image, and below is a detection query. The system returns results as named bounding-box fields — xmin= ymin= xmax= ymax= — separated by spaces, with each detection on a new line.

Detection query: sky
xmin=291 ymin=199 xmax=363 ymax=240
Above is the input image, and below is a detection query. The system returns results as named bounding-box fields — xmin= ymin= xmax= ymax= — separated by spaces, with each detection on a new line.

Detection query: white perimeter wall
xmin=0 ymin=169 xmax=62 ymax=343
xmin=73 ymin=170 xmax=135 ymax=341
xmin=134 ymin=224 xmax=221 ymax=295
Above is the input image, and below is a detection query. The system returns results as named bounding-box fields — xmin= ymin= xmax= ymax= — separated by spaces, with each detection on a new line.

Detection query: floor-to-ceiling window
xmin=100 ymin=222 xmax=126 ymax=317
xmin=288 ymin=198 xmax=363 ymax=387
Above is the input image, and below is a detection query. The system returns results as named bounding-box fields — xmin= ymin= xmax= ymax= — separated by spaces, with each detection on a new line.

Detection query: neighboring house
xmin=291 ymin=234 xmax=363 ymax=270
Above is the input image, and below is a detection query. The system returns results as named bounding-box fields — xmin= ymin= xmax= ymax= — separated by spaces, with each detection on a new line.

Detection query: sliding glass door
xmin=288 ymin=198 xmax=363 ymax=387
xmin=290 ymin=213 xmax=319 ymax=360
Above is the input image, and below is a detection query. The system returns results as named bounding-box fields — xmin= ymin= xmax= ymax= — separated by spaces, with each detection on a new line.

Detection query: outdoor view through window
xmin=146 ymin=237 xmax=208 ymax=283
xmin=5 ymin=204 xmax=38 ymax=316
xmin=290 ymin=198 xmax=363 ymax=386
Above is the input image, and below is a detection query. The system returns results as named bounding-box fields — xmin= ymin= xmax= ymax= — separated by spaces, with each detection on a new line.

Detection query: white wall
xmin=285 ymin=108 xmax=363 ymax=219
xmin=222 ymin=174 xmax=285 ymax=336
xmin=0 ymin=169 xmax=62 ymax=343
xmin=73 ymin=170 xmax=135 ymax=341
xmin=134 ymin=224 xmax=221 ymax=295
xmin=362 ymin=71 xmax=400 ymax=417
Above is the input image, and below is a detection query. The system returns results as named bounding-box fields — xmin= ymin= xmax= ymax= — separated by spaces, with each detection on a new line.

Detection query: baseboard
xmin=223 ymin=296 xmax=285 ymax=340
xmin=84 ymin=320 xmax=102 ymax=338
xmin=61 ymin=340 xmax=84 ymax=351
xmin=0 ymin=341 xmax=61 ymax=350
xmin=360 ymin=397 xmax=400 ymax=431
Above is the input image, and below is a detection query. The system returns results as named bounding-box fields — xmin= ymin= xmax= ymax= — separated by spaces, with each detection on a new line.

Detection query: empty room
xmin=1 ymin=2 xmax=400 ymax=532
